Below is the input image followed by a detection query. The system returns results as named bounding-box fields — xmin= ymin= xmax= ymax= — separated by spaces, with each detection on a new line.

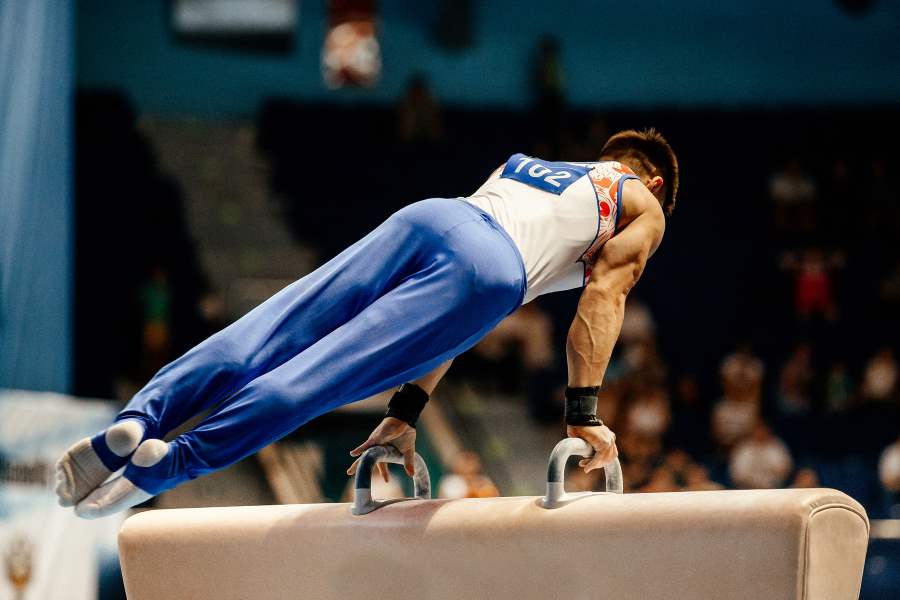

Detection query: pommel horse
xmin=119 ymin=439 xmax=869 ymax=599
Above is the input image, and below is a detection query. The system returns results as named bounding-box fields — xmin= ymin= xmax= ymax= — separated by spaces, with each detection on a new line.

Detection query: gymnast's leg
xmin=74 ymin=199 xmax=526 ymax=517
xmin=56 ymin=204 xmax=455 ymax=507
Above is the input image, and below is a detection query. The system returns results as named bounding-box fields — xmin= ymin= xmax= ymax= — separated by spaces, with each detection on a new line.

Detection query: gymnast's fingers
xmin=346 ymin=457 xmax=361 ymax=476
xmin=402 ymin=447 xmax=416 ymax=477
xmin=582 ymin=455 xmax=606 ymax=473
xmin=349 ymin=438 xmax=376 ymax=457
xmin=376 ymin=462 xmax=390 ymax=483
xmin=582 ymin=444 xmax=617 ymax=473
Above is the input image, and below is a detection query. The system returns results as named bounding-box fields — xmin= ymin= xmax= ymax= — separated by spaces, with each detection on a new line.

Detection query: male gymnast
xmin=56 ymin=129 xmax=678 ymax=517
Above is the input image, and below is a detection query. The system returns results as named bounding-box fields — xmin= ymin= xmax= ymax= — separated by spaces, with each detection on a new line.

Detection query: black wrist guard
xmin=564 ymin=386 xmax=603 ymax=427
xmin=384 ymin=383 xmax=429 ymax=428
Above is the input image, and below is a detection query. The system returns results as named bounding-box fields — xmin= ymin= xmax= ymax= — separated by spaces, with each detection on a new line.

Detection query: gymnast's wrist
xmin=564 ymin=386 xmax=603 ymax=427
xmin=384 ymin=383 xmax=429 ymax=428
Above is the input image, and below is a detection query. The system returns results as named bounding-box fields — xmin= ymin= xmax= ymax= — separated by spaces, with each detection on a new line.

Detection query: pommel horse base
xmin=119 ymin=441 xmax=869 ymax=599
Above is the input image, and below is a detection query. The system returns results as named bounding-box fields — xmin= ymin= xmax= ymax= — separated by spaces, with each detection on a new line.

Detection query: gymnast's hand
xmin=567 ymin=424 xmax=618 ymax=473
xmin=347 ymin=417 xmax=417 ymax=483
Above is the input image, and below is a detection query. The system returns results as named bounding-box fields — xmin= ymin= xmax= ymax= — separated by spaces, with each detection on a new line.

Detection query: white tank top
xmin=465 ymin=154 xmax=639 ymax=304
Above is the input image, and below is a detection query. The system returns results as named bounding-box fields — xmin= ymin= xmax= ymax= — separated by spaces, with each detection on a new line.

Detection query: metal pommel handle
xmin=351 ymin=445 xmax=431 ymax=515
xmin=542 ymin=437 xmax=624 ymax=509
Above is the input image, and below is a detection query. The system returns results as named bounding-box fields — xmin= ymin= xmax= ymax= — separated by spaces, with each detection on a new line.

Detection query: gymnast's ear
xmin=646 ymin=175 xmax=664 ymax=197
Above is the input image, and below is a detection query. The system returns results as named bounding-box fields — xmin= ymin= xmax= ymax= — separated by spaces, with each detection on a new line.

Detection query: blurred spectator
xmin=626 ymin=386 xmax=671 ymax=439
xmin=729 ymin=422 xmax=793 ymax=489
xmin=321 ymin=11 xmax=381 ymax=88
xmin=640 ymin=466 xmax=679 ymax=493
xmin=779 ymin=248 xmax=843 ymax=321
xmin=720 ymin=343 xmax=764 ymax=403
xmin=397 ymin=74 xmax=443 ymax=144
xmin=622 ymin=339 xmax=667 ymax=385
xmin=139 ymin=265 xmax=173 ymax=378
xmin=777 ymin=342 xmax=815 ymax=416
xmin=618 ymin=430 xmax=666 ymax=493
xmin=791 ymin=467 xmax=821 ymax=488
xmin=661 ymin=449 xmax=692 ymax=486
xmin=596 ymin=448 xmax=725 ymax=493
xmin=879 ymin=437 xmax=900 ymax=493
xmin=199 ymin=291 xmax=227 ymax=334
xmin=572 ymin=446 xmax=717 ymax=494
xmin=620 ymin=296 xmax=656 ymax=348
xmin=668 ymin=375 xmax=710 ymax=459
xmin=711 ymin=394 xmax=759 ymax=450
xmin=437 ymin=451 xmax=499 ymax=499
xmin=861 ymin=347 xmax=898 ymax=403
xmin=879 ymin=436 xmax=900 ymax=518
xmin=770 ymin=158 xmax=817 ymax=232
xmin=824 ymin=361 xmax=854 ymax=413
xmin=683 ymin=464 xmax=725 ymax=491
xmin=596 ymin=384 xmax=622 ymax=430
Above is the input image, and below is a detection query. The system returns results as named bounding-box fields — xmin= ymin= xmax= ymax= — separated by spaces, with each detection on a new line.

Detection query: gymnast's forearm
xmin=566 ymin=288 xmax=625 ymax=388
xmin=383 ymin=359 xmax=453 ymax=428
xmin=566 ymin=200 xmax=662 ymax=389
xmin=411 ymin=359 xmax=453 ymax=394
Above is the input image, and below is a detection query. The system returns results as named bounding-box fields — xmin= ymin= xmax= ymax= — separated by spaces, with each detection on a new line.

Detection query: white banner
xmin=0 ymin=391 xmax=124 ymax=600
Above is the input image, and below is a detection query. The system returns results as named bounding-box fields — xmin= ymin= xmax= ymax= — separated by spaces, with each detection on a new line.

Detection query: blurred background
xmin=1 ymin=0 xmax=899 ymax=598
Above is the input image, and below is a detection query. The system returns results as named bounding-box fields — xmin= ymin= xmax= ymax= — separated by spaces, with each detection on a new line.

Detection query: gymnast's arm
xmin=411 ymin=359 xmax=453 ymax=394
xmin=565 ymin=181 xmax=665 ymax=470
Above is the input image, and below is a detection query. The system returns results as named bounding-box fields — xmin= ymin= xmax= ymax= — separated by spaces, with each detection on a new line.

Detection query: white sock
xmin=55 ymin=420 xmax=145 ymax=507
xmin=106 ymin=420 xmax=145 ymax=456
xmin=74 ymin=439 xmax=168 ymax=519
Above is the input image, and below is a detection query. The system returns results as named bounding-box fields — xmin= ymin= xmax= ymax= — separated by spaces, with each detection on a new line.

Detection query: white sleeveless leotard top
xmin=464 ymin=154 xmax=639 ymax=304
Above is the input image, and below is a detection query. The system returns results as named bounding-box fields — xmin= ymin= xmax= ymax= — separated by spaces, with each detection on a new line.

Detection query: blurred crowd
xmin=557 ymin=298 xmax=898 ymax=504
xmin=472 ymin=288 xmax=898 ymax=512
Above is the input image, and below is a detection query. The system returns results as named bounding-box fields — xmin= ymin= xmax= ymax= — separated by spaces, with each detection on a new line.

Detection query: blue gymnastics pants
xmin=110 ymin=198 xmax=527 ymax=495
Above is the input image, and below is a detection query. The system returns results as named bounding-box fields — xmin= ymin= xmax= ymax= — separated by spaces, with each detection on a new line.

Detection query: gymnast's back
xmin=465 ymin=154 xmax=639 ymax=302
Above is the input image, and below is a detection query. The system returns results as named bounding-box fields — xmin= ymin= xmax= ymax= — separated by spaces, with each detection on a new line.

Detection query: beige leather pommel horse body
xmin=119 ymin=439 xmax=870 ymax=600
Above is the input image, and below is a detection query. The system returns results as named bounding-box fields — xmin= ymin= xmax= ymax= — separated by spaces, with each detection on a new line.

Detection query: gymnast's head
xmin=599 ymin=128 xmax=679 ymax=216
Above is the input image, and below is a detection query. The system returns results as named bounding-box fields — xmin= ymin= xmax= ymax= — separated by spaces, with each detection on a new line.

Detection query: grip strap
xmin=564 ymin=386 xmax=603 ymax=427
xmin=384 ymin=383 xmax=429 ymax=428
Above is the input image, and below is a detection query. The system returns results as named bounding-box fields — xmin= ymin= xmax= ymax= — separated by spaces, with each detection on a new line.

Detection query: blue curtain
xmin=0 ymin=1 xmax=73 ymax=392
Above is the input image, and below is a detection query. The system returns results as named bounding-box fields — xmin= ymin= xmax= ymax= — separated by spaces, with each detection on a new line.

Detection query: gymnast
xmin=55 ymin=129 xmax=679 ymax=517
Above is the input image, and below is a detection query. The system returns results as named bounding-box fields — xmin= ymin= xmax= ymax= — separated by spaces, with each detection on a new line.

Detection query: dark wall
xmin=74 ymin=91 xmax=209 ymax=398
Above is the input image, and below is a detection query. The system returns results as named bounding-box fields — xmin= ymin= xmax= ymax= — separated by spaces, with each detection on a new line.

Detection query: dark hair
xmin=600 ymin=128 xmax=679 ymax=215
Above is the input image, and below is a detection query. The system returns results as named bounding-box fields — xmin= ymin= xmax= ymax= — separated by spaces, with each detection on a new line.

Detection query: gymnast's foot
xmin=74 ymin=438 xmax=168 ymax=519
xmin=55 ymin=420 xmax=145 ymax=507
